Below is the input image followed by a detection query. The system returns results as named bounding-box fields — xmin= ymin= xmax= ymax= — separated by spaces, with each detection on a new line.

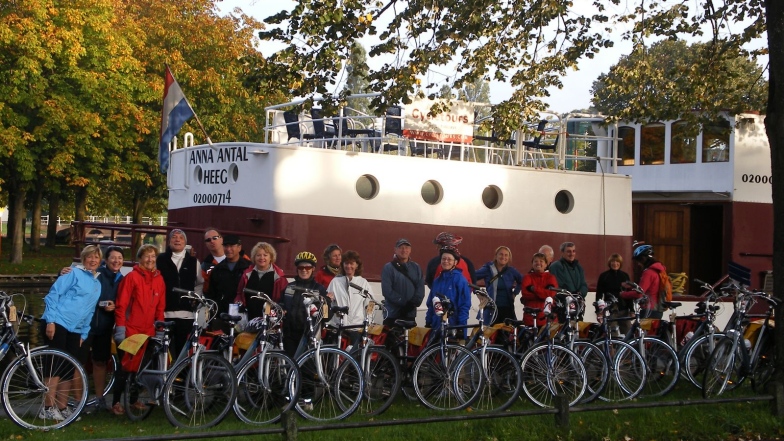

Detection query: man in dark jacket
xmin=157 ymin=229 xmax=204 ymax=358
xmin=205 ymin=234 xmax=251 ymax=330
xmin=548 ymin=241 xmax=588 ymax=297
xmin=381 ymin=238 xmax=425 ymax=326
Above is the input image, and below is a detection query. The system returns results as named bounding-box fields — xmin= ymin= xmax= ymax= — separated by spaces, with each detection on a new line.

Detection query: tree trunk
xmin=131 ymin=194 xmax=147 ymax=253
xmin=46 ymin=191 xmax=61 ymax=248
xmin=765 ymin=0 xmax=784 ymax=391
xmin=29 ymin=186 xmax=43 ymax=252
xmin=8 ymin=185 xmax=27 ymax=264
xmin=74 ymin=186 xmax=88 ymax=222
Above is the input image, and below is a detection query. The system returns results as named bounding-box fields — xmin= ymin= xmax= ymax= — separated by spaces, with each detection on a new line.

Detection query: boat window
xmin=482 ymin=185 xmax=503 ymax=209
xmin=702 ymin=119 xmax=731 ymax=163
xmin=554 ymin=190 xmax=574 ymax=214
xmin=194 ymin=166 xmax=203 ymax=184
xmin=355 ymin=175 xmax=380 ymax=200
xmin=421 ymin=180 xmax=443 ymax=205
xmin=670 ymin=120 xmax=697 ymax=164
xmin=618 ymin=126 xmax=635 ymax=166
xmin=229 ymin=163 xmax=239 ymax=183
xmin=640 ymin=123 xmax=665 ymax=165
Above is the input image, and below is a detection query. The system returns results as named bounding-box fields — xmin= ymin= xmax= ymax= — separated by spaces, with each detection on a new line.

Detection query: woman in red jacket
xmin=520 ymin=253 xmax=558 ymax=327
xmin=111 ymin=244 xmax=166 ymax=415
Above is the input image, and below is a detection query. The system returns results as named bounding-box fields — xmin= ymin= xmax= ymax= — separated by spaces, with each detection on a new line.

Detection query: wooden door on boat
xmin=638 ymin=204 xmax=690 ymax=277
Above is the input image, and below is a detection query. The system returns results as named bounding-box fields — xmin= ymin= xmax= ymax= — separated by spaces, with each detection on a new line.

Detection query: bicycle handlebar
xmin=243 ymin=288 xmax=273 ymax=303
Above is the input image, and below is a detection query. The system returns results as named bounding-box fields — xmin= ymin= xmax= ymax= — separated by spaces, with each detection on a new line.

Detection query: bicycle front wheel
xmin=572 ymin=341 xmax=609 ymax=404
xmin=162 ymin=353 xmax=237 ymax=429
xmin=466 ymin=346 xmax=522 ymax=412
xmin=681 ymin=333 xmax=725 ymax=389
xmin=637 ymin=337 xmax=680 ymax=398
xmin=2 ymin=348 xmax=88 ymax=430
xmin=520 ymin=344 xmax=586 ymax=408
xmin=599 ymin=340 xmax=646 ymax=402
xmin=234 ymin=351 xmax=300 ymax=425
xmin=296 ymin=347 xmax=364 ymax=422
xmin=751 ymin=332 xmax=776 ymax=393
xmin=702 ymin=337 xmax=737 ymax=398
xmin=413 ymin=344 xmax=483 ymax=411
xmin=356 ymin=346 xmax=401 ymax=416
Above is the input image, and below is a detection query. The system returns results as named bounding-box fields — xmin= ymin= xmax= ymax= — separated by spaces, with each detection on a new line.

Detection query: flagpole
xmin=187 ymin=103 xmax=213 ymax=146
xmin=165 ymin=64 xmax=213 ymax=147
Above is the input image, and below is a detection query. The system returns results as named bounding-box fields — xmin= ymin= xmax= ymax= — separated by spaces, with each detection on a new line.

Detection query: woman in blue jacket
xmin=41 ymin=245 xmax=102 ymax=422
xmin=475 ymin=246 xmax=523 ymax=324
xmin=425 ymin=248 xmax=471 ymax=338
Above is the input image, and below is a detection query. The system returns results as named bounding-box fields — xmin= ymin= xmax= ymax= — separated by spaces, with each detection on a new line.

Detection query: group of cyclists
xmin=38 ymin=225 xmax=670 ymax=423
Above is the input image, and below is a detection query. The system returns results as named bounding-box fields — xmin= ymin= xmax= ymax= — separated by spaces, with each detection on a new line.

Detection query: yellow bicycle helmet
xmin=294 ymin=251 xmax=317 ymax=267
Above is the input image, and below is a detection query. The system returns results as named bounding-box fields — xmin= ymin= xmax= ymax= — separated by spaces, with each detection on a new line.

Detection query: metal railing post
xmin=772 ymin=381 xmax=784 ymax=417
xmin=554 ymin=394 xmax=569 ymax=428
xmin=281 ymin=410 xmax=298 ymax=441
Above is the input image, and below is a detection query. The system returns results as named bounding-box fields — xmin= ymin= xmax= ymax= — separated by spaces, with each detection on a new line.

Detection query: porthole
xmin=482 ymin=185 xmax=503 ymax=209
xmin=229 ymin=163 xmax=239 ymax=183
xmin=194 ymin=165 xmax=203 ymax=184
xmin=421 ymin=180 xmax=443 ymax=205
xmin=356 ymin=174 xmax=380 ymax=200
xmin=555 ymin=190 xmax=574 ymax=214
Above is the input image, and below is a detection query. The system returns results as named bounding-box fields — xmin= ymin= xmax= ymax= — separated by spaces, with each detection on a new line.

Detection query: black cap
xmin=395 ymin=238 xmax=412 ymax=248
xmin=223 ymin=234 xmax=241 ymax=245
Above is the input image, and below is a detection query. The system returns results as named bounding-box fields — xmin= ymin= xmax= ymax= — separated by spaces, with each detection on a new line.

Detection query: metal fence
xmin=83 ymin=393 xmax=779 ymax=441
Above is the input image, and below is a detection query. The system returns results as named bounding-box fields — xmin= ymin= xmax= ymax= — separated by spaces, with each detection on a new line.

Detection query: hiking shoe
xmin=83 ymin=397 xmax=107 ymax=415
xmin=111 ymin=402 xmax=125 ymax=416
xmin=38 ymin=406 xmax=64 ymax=421
xmin=59 ymin=406 xmax=82 ymax=421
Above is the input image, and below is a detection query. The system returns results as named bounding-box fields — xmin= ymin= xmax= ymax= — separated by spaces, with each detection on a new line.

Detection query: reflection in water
xmin=4 ymin=286 xmax=48 ymax=347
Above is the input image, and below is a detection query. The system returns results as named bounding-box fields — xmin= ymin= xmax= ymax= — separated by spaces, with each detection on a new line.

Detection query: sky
xmin=216 ymin=1 xmax=764 ymax=114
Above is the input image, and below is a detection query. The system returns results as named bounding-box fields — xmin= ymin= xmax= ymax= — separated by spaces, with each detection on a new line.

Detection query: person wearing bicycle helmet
xmin=315 ymin=243 xmax=342 ymax=288
xmin=425 ymin=232 xmax=476 ymax=288
xmin=621 ymin=242 xmax=667 ymax=319
xmin=281 ymin=251 xmax=330 ymax=357
xmin=235 ymin=242 xmax=288 ymax=322
xmin=425 ymin=247 xmax=471 ymax=338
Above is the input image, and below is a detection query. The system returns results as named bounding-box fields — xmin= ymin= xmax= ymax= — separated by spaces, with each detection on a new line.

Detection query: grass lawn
xmin=0 ymin=237 xmax=82 ymax=275
xmin=0 ymin=384 xmax=782 ymax=441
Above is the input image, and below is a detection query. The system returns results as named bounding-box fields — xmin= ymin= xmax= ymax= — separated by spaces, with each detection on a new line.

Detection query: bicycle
xmin=588 ymin=294 xmax=647 ymax=402
xmin=452 ymin=285 xmax=522 ymax=412
xmin=291 ymin=286 xmax=365 ymax=421
xmin=674 ymin=278 xmax=727 ymax=389
xmin=123 ymin=287 xmax=237 ymax=429
xmin=619 ymin=283 xmax=681 ymax=397
xmin=547 ymin=289 xmax=609 ymax=404
xmin=702 ymin=286 xmax=779 ymax=398
xmin=410 ymin=294 xmax=485 ymax=411
xmin=506 ymin=290 xmax=587 ymax=408
xmin=231 ymin=289 xmax=300 ymax=425
xmin=327 ymin=282 xmax=401 ymax=416
xmin=0 ymin=291 xmax=88 ymax=430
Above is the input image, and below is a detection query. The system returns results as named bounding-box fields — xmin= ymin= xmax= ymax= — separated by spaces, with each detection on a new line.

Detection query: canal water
xmin=3 ymin=285 xmax=47 ymax=348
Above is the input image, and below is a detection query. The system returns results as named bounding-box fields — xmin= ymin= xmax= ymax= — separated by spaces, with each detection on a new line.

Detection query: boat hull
xmin=167 ymin=142 xmax=633 ymax=282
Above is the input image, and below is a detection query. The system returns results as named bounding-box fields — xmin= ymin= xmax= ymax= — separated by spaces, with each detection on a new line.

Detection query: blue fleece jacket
xmin=425 ymin=268 xmax=471 ymax=336
xmin=42 ymin=266 xmax=101 ymax=340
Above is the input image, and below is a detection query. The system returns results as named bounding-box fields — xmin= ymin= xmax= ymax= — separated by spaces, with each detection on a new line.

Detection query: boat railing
xmin=258 ymin=99 xmax=621 ymax=174
xmin=68 ymin=221 xmax=291 ymax=265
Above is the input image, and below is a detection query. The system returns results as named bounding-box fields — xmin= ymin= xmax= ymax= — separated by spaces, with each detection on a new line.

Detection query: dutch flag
xmin=159 ymin=66 xmax=195 ymax=174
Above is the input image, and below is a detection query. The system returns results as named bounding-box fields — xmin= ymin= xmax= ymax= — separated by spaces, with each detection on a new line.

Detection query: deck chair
xmin=283 ymin=111 xmax=317 ymax=143
xmin=377 ymin=106 xmax=404 ymax=154
xmin=310 ymin=108 xmax=336 ymax=148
